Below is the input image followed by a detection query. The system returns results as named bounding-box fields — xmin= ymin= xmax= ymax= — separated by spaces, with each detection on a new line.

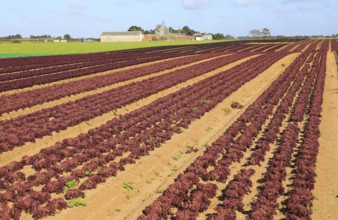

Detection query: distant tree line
xmin=212 ymin=33 xmax=236 ymax=40
xmin=249 ymin=28 xmax=271 ymax=38
xmin=0 ymin=34 xmax=23 ymax=39
xmin=0 ymin=34 xmax=73 ymax=41
xmin=1 ymin=28 xmax=337 ymax=43
xmin=127 ymin=25 xmax=238 ymax=40
xmin=30 ymin=35 xmax=52 ymax=39
xmin=128 ymin=25 xmax=198 ymax=36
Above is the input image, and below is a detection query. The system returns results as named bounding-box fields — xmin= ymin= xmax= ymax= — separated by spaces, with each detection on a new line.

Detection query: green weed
xmin=126 ymin=194 xmax=133 ymax=200
xmin=85 ymin=169 xmax=92 ymax=176
xmin=123 ymin=182 xmax=134 ymax=191
xmin=68 ymin=198 xmax=86 ymax=208
xmin=64 ymin=179 xmax=78 ymax=192
xmin=200 ymin=99 xmax=211 ymax=104
xmin=112 ymin=109 xmax=118 ymax=116
xmin=156 ymin=189 xmax=164 ymax=194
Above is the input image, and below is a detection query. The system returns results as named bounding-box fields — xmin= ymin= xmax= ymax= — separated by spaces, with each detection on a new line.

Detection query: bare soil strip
xmin=43 ymin=53 xmax=299 ymax=220
xmin=0 ymin=55 xmax=257 ymax=168
xmin=316 ymin=40 xmax=323 ymax=50
xmin=249 ymin=45 xmax=268 ymax=52
xmin=276 ymin=43 xmax=295 ymax=52
xmin=262 ymin=44 xmax=283 ymax=52
xmin=238 ymin=51 xmax=314 ymax=220
xmin=312 ymin=51 xmax=338 ymax=220
xmin=237 ymin=45 xmax=257 ymax=52
xmin=144 ymin=45 xmax=196 ymax=54
xmin=0 ymin=55 xmax=192 ymax=96
xmin=0 ymin=54 xmax=232 ymax=120
xmin=203 ymin=52 xmax=304 ymax=219
xmin=288 ymin=40 xmax=305 ymax=52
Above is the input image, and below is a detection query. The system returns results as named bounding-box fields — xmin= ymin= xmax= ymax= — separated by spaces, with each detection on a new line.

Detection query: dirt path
xmin=312 ymin=51 xmax=338 ymax=220
xmin=42 ymin=53 xmax=299 ymax=220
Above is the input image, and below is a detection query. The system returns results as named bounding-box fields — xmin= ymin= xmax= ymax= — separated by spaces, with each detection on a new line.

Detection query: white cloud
xmin=181 ymin=0 xmax=215 ymax=10
xmin=280 ymin=0 xmax=331 ymax=6
xmin=67 ymin=0 xmax=86 ymax=10
xmin=297 ymin=4 xmax=319 ymax=12
xmin=279 ymin=0 xmax=331 ymax=13
xmin=232 ymin=0 xmax=274 ymax=7
xmin=117 ymin=0 xmax=157 ymax=5
xmin=275 ymin=6 xmax=292 ymax=14
xmin=233 ymin=0 xmax=255 ymax=7
xmin=281 ymin=0 xmax=321 ymax=3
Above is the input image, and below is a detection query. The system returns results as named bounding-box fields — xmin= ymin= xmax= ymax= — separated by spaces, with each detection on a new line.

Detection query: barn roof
xmin=101 ymin=31 xmax=142 ymax=36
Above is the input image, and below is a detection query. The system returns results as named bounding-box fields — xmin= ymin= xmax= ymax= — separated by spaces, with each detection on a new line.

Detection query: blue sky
xmin=0 ymin=0 xmax=337 ymax=38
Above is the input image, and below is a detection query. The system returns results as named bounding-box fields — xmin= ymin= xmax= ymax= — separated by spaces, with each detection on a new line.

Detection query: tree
xmin=250 ymin=29 xmax=262 ymax=37
xmin=224 ymin=34 xmax=235 ymax=40
xmin=2 ymin=34 xmax=22 ymax=39
xmin=0 ymin=34 xmax=23 ymax=39
xmin=64 ymin=34 xmax=71 ymax=40
xmin=212 ymin=33 xmax=225 ymax=40
xmin=144 ymin=29 xmax=155 ymax=34
xmin=262 ymin=28 xmax=271 ymax=37
xmin=128 ymin=26 xmax=144 ymax=33
xmin=169 ymin=27 xmax=180 ymax=34
xmin=30 ymin=35 xmax=52 ymax=39
xmin=181 ymin=26 xmax=197 ymax=36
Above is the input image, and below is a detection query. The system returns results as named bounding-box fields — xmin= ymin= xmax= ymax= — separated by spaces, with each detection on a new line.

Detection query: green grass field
xmin=0 ymin=40 xmax=227 ymax=58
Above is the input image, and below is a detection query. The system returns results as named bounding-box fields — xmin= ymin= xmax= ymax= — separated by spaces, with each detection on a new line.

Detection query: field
xmin=0 ymin=41 xmax=227 ymax=58
xmin=0 ymin=39 xmax=337 ymax=220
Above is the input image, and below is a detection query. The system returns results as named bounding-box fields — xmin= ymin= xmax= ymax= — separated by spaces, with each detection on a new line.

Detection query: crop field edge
xmin=0 ymin=40 xmax=231 ymax=58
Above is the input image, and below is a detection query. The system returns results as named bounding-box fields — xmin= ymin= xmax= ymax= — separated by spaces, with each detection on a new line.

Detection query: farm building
xmin=195 ymin=34 xmax=213 ymax=41
xmin=155 ymin=21 xmax=169 ymax=37
xmin=100 ymin=31 xmax=144 ymax=42
xmin=53 ymin=39 xmax=68 ymax=43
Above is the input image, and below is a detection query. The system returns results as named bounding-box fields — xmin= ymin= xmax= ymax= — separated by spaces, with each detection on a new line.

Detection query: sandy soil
xmin=43 ymin=53 xmax=298 ymax=220
xmin=2 ymin=42 xmax=335 ymax=220
xmin=312 ymin=51 xmax=338 ymax=220
xmin=0 ymin=54 xmax=255 ymax=171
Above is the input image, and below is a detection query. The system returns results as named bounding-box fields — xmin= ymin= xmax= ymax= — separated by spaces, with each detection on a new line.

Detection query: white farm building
xmin=195 ymin=34 xmax=213 ymax=41
xmin=100 ymin=31 xmax=144 ymax=42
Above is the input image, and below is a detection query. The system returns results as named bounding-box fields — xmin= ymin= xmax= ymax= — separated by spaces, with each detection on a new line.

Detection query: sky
xmin=0 ymin=0 xmax=337 ymax=38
